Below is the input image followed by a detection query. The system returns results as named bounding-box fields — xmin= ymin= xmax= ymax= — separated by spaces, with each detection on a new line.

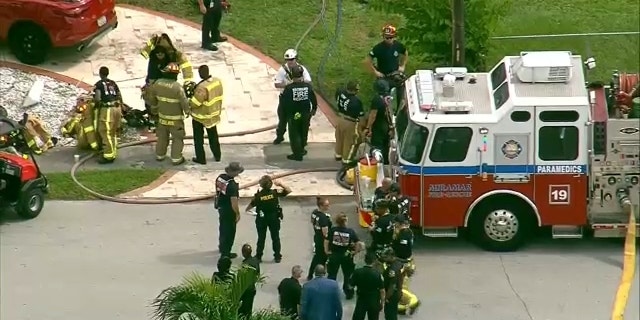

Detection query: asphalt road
xmin=1 ymin=198 xmax=638 ymax=320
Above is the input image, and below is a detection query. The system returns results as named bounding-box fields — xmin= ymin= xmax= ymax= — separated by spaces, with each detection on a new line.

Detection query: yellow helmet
xmin=162 ymin=63 xmax=180 ymax=74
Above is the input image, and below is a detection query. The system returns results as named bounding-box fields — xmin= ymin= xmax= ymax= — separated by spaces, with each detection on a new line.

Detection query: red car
xmin=0 ymin=0 xmax=118 ymax=65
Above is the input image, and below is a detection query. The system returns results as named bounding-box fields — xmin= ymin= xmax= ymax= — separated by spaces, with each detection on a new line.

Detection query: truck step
xmin=422 ymin=227 xmax=458 ymax=238
xmin=592 ymin=223 xmax=640 ymax=238
xmin=552 ymin=225 xmax=583 ymax=239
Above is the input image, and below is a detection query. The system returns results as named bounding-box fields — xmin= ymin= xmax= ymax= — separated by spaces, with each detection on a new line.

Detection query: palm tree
xmin=150 ymin=266 xmax=290 ymax=320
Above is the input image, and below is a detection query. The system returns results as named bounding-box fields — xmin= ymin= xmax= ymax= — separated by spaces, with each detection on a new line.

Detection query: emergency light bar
xmin=434 ymin=67 xmax=468 ymax=80
xmin=415 ymin=70 xmax=436 ymax=112
xmin=439 ymin=101 xmax=473 ymax=113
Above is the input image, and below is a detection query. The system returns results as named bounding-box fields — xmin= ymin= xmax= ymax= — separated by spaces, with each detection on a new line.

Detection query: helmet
xmin=382 ymin=24 xmax=397 ymax=37
xmin=183 ymin=81 xmax=196 ymax=98
xmin=290 ymin=64 xmax=304 ymax=79
xmin=284 ymin=48 xmax=298 ymax=60
xmin=373 ymin=78 xmax=390 ymax=95
xmin=162 ymin=63 xmax=180 ymax=74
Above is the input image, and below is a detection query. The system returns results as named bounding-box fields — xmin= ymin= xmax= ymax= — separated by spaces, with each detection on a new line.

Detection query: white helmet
xmin=283 ymin=49 xmax=297 ymax=60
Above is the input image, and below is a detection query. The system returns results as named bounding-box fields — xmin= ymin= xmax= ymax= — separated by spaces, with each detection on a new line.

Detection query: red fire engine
xmin=354 ymin=51 xmax=640 ymax=252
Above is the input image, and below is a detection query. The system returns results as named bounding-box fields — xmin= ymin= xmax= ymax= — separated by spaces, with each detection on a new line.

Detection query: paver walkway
xmin=0 ymin=5 xmax=351 ymax=197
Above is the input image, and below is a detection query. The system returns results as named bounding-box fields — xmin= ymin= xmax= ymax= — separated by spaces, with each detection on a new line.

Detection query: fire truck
xmin=354 ymin=50 xmax=640 ymax=252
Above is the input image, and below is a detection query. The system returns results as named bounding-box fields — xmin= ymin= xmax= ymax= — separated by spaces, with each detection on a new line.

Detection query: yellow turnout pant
xmin=96 ymin=105 xmax=122 ymax=160
xmin=334 ymin=115 xmax=359 ymax=164
xmin=155 ymin=120 xmax=185 ymax=164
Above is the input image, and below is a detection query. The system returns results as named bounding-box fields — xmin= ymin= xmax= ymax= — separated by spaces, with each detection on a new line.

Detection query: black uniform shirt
xmin=350 ymin=265 xmax=384 ymax=300
xmin=203 ymin=0 xmax=222 ymax=9
xmin=278 ymin=277 xmax=302 ymax=315
xmin=215 ymin=173 xmax=239 ymax=212
xmin=370 ymin=95 xmax=390 ymax=132
xmin=94 ymin=79 xmax=120 ymax=103
xmin=212 ymin=270 xmax=234 ymax=283
xmin=371 ymin=214 xmax=394 ymax=246
xmin=383 ymin=260 xmax=404 ymax=301
xmin=393 ymin=228 xmax=414 ymax=260
xmin=336 ymin=91 xmax=364 ymax=119
xmin=369 ymin=40 xmax=407 ymax=75
xmin=328 ymin=226 xmax=359 ymax=253
xmin=242 ymin=256 xmax=261 ymax=293
xmin=281 ymin=81 xmax=318 ymax=118
xmin=389 ymin=195 xmax=411 ymax=218
xmin=250 ymin=188 xmax=290 ymax=220
xmin=311 ymin=209 xmax=332 ymax=243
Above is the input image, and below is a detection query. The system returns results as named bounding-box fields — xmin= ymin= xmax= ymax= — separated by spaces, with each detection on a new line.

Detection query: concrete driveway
xmin=1 ymin=199 xmax=638 ymax=320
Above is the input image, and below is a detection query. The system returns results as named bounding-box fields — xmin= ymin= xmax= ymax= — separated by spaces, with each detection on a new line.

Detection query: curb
xmin=116 ymin=4 xmax=339 ymax=128
xmin=117 ymin=169 xmax=179 ymax=198
xmin=0 ymin=61 xmax=93 ymax=91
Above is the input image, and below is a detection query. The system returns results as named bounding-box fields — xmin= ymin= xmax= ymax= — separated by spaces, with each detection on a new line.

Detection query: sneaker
xmin=201 ymin=44 xmax=219 ymax=51
xmin=286 ymin=154 xmax=303 ymax=161
xmin=172 ymin=157 xmax=186 ymax=166
xmin=192 ymin=157 xmax=206 ymax=165
xmin=302 ymin=150 xmax=308 ymax=156
xmin=408 ymin=300 xmax=421 ymax=315
xmin=273 ymin=137 xmax=284 ymax=145
xmin=213 ymin=36 xmax=228 ymax=42
xmin=274 ymin=256 xmax=282 ymax=263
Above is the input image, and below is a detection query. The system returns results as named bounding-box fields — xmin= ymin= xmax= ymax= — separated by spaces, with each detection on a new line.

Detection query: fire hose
xmin=610 ymin=192 xmax=637 ymax=320
xmin=69 ymin=123 xmax=355 ymax=204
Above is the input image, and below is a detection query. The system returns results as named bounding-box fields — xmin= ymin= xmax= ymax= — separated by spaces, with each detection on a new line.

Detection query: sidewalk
xmin=0 ymin=5 xmax=349 ymax=197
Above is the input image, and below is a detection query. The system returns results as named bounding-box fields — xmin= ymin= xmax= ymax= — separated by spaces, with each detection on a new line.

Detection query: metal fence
xmin=489 ymin=31 xmax=640 ymax=80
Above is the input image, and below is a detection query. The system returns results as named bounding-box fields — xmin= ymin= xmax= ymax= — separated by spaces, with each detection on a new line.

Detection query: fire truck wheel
xmin=469 ymin=203 xmax=532 ymax=252
xmin=16 ymin=187 xmax=45 ymax=219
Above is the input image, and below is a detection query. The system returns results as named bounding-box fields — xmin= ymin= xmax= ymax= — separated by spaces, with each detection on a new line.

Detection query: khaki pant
xmin=334 ymin=115 xmax=359 ymax=164
xmin=96 ymin=106 xmax=122 ymax=160
xmin=156 ymin=120 xmax=186 ymax=164
xmin=24 ymin=114 xmax=53 ymax=154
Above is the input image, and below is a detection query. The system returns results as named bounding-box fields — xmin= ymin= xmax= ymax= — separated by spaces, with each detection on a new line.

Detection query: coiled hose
xmin=70 ymin=0 xmax=353 ymax=203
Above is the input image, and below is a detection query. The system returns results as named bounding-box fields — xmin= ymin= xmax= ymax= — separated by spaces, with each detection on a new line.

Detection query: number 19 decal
xmin=549 ymin=185 xmax=570 ymax=205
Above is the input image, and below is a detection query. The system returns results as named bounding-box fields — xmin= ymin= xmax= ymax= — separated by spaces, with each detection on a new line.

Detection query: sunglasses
xmin=285 ymin=58 xmax=295 ymax=61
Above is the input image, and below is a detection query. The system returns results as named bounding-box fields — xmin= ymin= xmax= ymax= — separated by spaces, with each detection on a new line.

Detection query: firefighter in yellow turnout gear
xmin=393 ymin=216 xmax=420 ymax=315
xmin=140 ymin=33 xmax=195 ymax=84
xmin=188 ymin=65 xmax=223 ymax=164
xmin=144 ymin=63 xmax=190 ymax=165
xmin=60 ymin=96 xmax=99 ymax=151
xmin=21 ymin=114 xmax=55 ymax=154
xmin=93 ymin=67 xmax=123 ymax=164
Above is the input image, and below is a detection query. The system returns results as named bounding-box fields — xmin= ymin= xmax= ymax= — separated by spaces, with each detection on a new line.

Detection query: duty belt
xmin=338 ymin=113 xmax=358 ymax=123
xmin=99 ymin=101 xmax=119 ymax=108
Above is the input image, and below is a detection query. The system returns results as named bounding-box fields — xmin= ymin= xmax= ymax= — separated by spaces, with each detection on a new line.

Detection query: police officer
xmin=369 ymin=198 xmax=395 ymax=254
xmin=363 ymin=79 xmax=394 ymax=164
xmin=392 ymin=216 xmax=420 ymax=316
xmin=325 ymin=213 xmax=363 ymax=299
xmin=189 ymin=65 xmax=223 ymax=164
xmin=198 ymin=0 xmax=228 ymax=52
xmin=214 ymin=162 xmax=244 ymax=259
xmin=350 ymin=252 xmax=385 ymax=320
xmin=273 ymin=49 xmax=312 ymax=145
xmin=307 ymin=196 xmax=332 ymax=281
xmin=281 ymin=64 xmax=318 ymax=161
xmin=144 ymin=63 xmax=190 ymax=165
xmin=93 ymin=66 xmax=122 ymax=164
xmin=381 ymin=248 xmax=404 ymax=320
xmin=334 ymin=80 xmax=364 ymax=166
xmin=368 ymin=24 xmax=408 ymax=106
xmin=388 ymin=183 xmax=410 ymax=222
xmin=244 ymin=175 xmax=291 ymax=263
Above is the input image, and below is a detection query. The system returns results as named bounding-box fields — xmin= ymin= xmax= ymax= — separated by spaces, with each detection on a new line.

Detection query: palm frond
xmin=250 ymin=309 xmax=293 ymax=320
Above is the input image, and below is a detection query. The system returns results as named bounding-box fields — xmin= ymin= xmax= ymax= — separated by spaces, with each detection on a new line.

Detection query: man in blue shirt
xmin=300 ymin=265 xmax=343 ymax=320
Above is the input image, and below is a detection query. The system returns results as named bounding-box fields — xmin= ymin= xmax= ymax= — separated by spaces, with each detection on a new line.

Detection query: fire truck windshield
xmin=398 ymin=117 xmax=429 ymax=164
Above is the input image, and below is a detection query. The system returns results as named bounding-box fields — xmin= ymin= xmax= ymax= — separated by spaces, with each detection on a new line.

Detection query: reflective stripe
xmin=158 ymin=119 xmax=176 ymax=126
xmin=90 ymin=142 xmax=98 ymax=149
xmin=157 ymin=96 xmax=180 ymax=103
xmin=206 ymin=81 xmax=222 ymax=90
xmin=27 ymin=140 xmax=35 ymax=147
xmin=191 ymin=112 xmax=218 ymax=119
xmin=183 ymin=77 xmax=194 ymax=82
xmin=179 ymin=61 xmax=192 ymax=69
xmin=203 ymin=96 xmax=223 ymax=107
xmin=159 ymin=113 xmax=184 ymax=120
xmin=189 ymin=96 xmax=203 ymax=107
xmin=102 ymin=108 xmax=117 ymax=159
xmin=156 ymin=155 xmax=166 ymax=160
xmin=83 ymin=125 xmax=95 ymax=133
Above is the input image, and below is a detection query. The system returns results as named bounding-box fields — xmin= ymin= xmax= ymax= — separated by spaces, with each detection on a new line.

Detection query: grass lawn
xmin=120 ymin=0 xmax=639 ymax=107
xmin=45 ymin=168 xmax=166 ymax=200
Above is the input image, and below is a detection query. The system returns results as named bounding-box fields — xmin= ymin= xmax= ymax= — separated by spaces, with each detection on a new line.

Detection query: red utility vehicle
xmin=0 ymin=0 xmax=118 ymax=65
xmin=354 ymin=51 xmax=640 ymax=252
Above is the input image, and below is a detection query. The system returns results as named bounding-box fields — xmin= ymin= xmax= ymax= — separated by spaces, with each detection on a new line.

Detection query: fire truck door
xmin=533 ymin=108 xmax=589 ymax=225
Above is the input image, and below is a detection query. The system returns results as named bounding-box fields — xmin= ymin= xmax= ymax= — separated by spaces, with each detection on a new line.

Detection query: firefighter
xmin=189 ymin=65 xmax=223 ymax=164
xmin=369 ymin=198 xmax=395 ymax=255
xmin=273 ymin=49 xmax=312 ymax=144
xmin=392 ymin=216 xmax=420 ymax=316
xmin=142 ymin=45 xmax=172 ymax=128
xmin=324 ymin=213 xmax=363 ymax=300
xmin=197 ymin=0 xmax=228 ymax=51
xmin=244 ymin=175 xmax=292 ymax=263
xmin=280 ymin=64 xmax=317 ymax=161
xmin=387 ymin=183 xmax=411 ymax=222
xmin=143 ymin=63 xmax=190 ymax=165
xmin=380 ymin=248 xmax=404 ymax=320
xmin=307 ymin=197 xmax=332 ymax=281
xmin=93 ymin=66 xmax=123 ymax=164
xmin=21 ymin=113 xmax=55 ymax=154
xmin=334 ymin=80 xmax=365 ymax=166
xmin=61 ymin=97 xmax=99 ymax=151
xmin=364 ymin=79 xmax=394 ymax=164
xmin=140 ymin=34 xmax=195 ymax=93
xmin=368 ymin=24 xmax=408 ymax=107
